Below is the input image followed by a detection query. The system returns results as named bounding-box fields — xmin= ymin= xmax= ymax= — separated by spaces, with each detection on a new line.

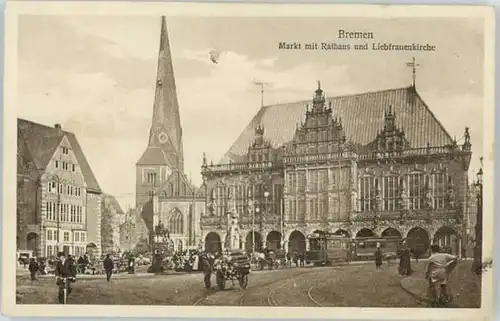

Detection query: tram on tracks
xmin=305 ymin=232 xmax=351 ymax=266
xmin=350 ymin=236 xmax=402 ymax=261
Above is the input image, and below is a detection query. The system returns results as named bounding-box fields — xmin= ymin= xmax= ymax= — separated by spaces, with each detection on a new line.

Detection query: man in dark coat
xmin=28 ymin=258 xmax=39 ymax=281
xmin=374 ymin=244 xmax=383 ymax=269
xmin=201 ymin=252 xmax=214 ymax=288
xmin=103 ymin=254 xmax=115 ymax=282
xmin=398 ymin=242 xmax=412 ymax=276
xmin=54 ymin=252 xmax=76 ymax=304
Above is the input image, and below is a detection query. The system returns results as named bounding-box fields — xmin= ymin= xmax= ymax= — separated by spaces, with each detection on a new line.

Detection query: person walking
xmin=374 ymin=243 xmax=383 ymax=269
xmin=103 ymin=254 xmax=114 ymax=282
xmin=201 ymin=252 xmax=214 ymax=289
xmin=28 ymin=258 xmax=39 ymax=281
xmin=425 ymin=244 xmax=458 ymax=307
xmin=398 ymin=241 xmax=412 ymax=276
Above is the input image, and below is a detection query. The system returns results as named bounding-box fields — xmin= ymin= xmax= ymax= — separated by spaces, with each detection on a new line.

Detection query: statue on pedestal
xmin=399 ymin=189 xmax=409 ymax=210
xmin=229 ymin=214 xmax=240 ymax=250
xmin=425 ymin=189 xmax=434 ymax=209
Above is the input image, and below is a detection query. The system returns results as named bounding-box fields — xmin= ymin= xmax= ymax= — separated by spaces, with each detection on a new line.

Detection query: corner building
xmin=17 ymin=119 xmax=103 ymax=258
xmin=201 ymin=83 xmax=471 ymax=256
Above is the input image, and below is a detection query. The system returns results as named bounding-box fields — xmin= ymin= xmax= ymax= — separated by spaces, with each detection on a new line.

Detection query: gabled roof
xmin=102 ymin=194 xmax=124 ymax=214
xmin=17 ymin=126 xmax=37 ymax=177
xmin=157 ymin=169 xmax=201 ymax=199
xmin=220 ymin=86 xmax=454 ymax=163
xmin=136 ymin=146 xmax=178 ymax=166
xmin=18 ymin=118 xmax=102 ymax=193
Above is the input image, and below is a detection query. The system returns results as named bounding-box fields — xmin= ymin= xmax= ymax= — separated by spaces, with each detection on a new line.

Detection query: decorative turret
xmin=311 ymin=81 xmax=326 ymax=113
xmin=373 ymin=105 xmax=410 ymax=152
xmin=384 ymin=105 xmax=396 ymax=132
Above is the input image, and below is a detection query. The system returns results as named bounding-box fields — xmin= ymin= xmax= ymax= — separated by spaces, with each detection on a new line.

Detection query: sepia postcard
xmin=2 ymin=1 xmax=495 ymax=320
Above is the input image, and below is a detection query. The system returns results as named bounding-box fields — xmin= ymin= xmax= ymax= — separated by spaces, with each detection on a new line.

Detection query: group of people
xmin=373 ymin=241 xmax=459 ymax=307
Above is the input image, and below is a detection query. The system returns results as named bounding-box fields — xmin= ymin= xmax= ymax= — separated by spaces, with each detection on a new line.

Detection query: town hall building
xmin=200 ymin=79 xmax=471 ymax=257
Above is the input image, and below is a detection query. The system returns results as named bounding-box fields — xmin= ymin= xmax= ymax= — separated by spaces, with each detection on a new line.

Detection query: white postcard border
xmin=2 ymin=2 xmax=495 ymax=319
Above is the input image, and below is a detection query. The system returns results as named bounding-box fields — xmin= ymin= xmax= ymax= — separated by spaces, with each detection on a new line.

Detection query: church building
xmin=200 ymin=76 xmax=471 ymax=257
xmin=135 ymin=17 xmax=204 ymax=250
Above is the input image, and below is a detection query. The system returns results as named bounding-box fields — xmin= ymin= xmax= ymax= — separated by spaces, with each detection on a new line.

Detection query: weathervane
xmin=253 ymin=81 xmax=269 ymax=108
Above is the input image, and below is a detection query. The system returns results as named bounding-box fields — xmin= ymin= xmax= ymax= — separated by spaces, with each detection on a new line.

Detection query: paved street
xmin=17 ymin=262 xmax=428 ymax=307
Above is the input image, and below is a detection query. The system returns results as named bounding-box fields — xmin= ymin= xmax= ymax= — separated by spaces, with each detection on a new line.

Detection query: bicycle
xmin=56 ymin=276 xmax=76 ymax=304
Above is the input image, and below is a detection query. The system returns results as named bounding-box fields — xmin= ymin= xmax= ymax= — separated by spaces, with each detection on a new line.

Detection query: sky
xmin=18 ymin=15 xmax=485 ymax=210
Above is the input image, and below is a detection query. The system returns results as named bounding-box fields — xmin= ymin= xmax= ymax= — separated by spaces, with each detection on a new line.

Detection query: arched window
xmin=168 ymin=209 xmax=183 ymax=235
xmin=168 ymin=183 xmax=174 ymax=197
xmin=47 ymin=245 xmax=53 ymax=257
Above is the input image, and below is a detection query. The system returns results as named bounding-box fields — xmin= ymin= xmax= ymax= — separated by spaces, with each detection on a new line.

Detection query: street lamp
xmin=472 ymin=167 xmax=483 ymax=274
xmin=253 ymin=207 xmax=260 ymax=253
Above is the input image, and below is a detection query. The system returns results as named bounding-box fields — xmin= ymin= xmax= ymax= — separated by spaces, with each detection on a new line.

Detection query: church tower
xmin=136 ymin=16 xmax=184 ymax=208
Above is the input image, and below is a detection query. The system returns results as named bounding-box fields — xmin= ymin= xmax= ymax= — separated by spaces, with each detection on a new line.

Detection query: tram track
xmin=238 ymin=269 xmax=316 ymax=306
xmin=307 ymin=286 xmax=323 ymax=306
xmin=265 ymin=267 xmax=338 ymax=307
xmin=192 ymin=268 xmax=317 ymax=306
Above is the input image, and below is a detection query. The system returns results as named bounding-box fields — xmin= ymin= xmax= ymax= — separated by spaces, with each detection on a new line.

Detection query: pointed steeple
xmin=142 ymin=16 xmax=184 ymax=172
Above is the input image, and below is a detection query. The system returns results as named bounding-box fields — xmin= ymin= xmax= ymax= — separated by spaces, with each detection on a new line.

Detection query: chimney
xmin=54 ymin=123 xmax=62 ymax=135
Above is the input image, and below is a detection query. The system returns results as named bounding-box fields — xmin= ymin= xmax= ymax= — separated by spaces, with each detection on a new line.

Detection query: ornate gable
xmin=286 ymin=82 xmax=348 ymax=157
xmin=244 ymin=124 xmax=274 ymax=163
xmin=369 ymin=105 xmax=410 ymax=152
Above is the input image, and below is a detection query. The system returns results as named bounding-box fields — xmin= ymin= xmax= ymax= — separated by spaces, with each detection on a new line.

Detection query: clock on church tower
xmin=158 ymin=132 xmax=168 ymax=144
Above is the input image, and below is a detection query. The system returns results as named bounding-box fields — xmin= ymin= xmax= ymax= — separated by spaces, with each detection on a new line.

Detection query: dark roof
xmin=18 ymin=118 xmax=102 ymax=193
xmin=220 ymin=86 xmax=454 ymax=163
xmin=102 ymin=194 xmax=124 ymax=214
xmin=136 ymin=146 xmax=178 ymax=166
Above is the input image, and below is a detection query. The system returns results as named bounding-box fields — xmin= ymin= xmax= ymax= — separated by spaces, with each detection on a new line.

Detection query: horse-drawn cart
xmin=213 ymin=251 xmax=251 ymax=290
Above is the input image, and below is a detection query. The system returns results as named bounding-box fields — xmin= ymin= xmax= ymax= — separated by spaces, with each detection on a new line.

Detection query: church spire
xmin=147 ymin=16 xmax=184 ymax=172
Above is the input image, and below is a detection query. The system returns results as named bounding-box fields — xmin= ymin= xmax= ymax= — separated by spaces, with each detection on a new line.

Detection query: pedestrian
xmin=398 ymin=241 xmax=412 ymax=276
xmin=103 ymin=254 xmax=114 ymax=282
xmin=425 ymin=244 xmax=458 ymax=307
xmin=201 ymin=252 xmax=214 ymax=288
xmin=374 ymin=243 xmax=383 ymax=269
xmin=54 ymin=252 xmax=76 ymax=304
xmin=28 ymin=258 xmax=39 ymax=281
xmin=286 ymin=251 xmax=292 ymax=267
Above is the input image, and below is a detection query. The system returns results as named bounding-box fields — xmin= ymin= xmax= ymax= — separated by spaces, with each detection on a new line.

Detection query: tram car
xmin=351 ymin=236 xmax=402 ymax=261
xmin=305 ymin=232 xmax=351 ymax=266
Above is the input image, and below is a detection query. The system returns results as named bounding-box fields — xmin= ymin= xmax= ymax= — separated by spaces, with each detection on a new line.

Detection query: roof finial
xmin=317 ymin=80 xmax=321 ymax=90
xmin=253 ymin=81 xmax=269 ymax=108
xmin=406 ymin=57 xmax=420 ymax=88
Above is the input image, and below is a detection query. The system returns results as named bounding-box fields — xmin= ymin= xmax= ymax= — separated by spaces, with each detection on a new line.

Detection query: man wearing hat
xmin=374 ymin=243 xmax=383 ymax=269
xmin=54 ymin=252 xmax=76 ymax=304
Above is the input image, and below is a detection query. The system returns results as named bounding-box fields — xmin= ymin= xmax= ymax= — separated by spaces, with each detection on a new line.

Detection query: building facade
xmin=101 ymin=194 xmax=125 ymax=254
xmin=135 ymin=16 xmax=204 ymax=248
xmin=201 ymin=83 xmax=471 ymax=256
xmin=119 ymin=208 xmax=149 ymax=252
xmin=465 ymin=183 xmax=480 ymax=257
xmin=17 ymin=119 xmax=103 ymax=258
